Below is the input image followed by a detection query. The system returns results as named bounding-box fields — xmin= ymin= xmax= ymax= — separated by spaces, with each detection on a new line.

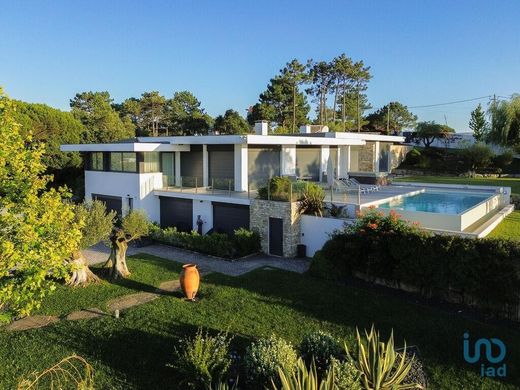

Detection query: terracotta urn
xmin=180 ymin=264 xmax=200 ymax=300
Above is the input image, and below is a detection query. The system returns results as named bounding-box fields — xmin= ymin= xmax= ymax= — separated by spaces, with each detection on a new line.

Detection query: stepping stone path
xmin=66 ymin=308 xmax=107 ymax=321
xmin=5 ymin=272 xmax=212 ymax=332
xmin=6 ymin=315 xmax=59 ymax=332
xmin=156 ymin=279 xmax=180 ymax=293
xmin=106 ymin=292 xmax=158 ymax=312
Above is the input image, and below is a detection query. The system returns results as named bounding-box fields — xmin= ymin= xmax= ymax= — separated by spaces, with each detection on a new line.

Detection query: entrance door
xmin=269 ymin=217 xmax=283 ymax=256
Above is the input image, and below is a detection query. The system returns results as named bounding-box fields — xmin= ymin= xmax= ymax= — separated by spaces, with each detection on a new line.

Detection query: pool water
xmin=377 ymin=191 xmax=490 ymax=214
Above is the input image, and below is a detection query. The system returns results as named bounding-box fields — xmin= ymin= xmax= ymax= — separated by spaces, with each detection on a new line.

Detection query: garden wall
xmin=300 ymin=215 xmax=352 ymax=257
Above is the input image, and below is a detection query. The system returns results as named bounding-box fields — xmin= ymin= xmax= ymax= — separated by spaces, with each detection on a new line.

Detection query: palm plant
xmin=346 ymin=325 xmax=423 ymax=390
xmin=272 ymin=358 xmax=335 ymax=390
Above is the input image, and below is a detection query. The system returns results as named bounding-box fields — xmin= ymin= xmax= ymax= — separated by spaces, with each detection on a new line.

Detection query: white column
xmin=202 ymin=144 xmax=209 ymax=187
xmin=234 ymin=144 xmax=248 ymax=191
xmin=280 ymin=145 xmax=296 ymax=176
xmin=175 ymin=152 xmax=181 ymax=186
xmin=319 ymin=146 xmax=330 ymax=182
xmin=338 ymin=146 xmax=350 ymax=178
xmin=374 ymin=141 xmax=380 ymax=173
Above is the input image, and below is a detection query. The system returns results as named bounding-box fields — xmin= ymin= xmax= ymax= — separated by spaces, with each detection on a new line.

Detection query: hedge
xmin=311 ymin=208 xmax=520 ymax=319
xmin=149 ymin=225 xmax=260 ymax=259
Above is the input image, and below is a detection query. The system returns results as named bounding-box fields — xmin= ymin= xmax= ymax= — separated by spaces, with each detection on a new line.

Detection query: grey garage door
xmin=92 ymin=194 xmax=122 ymax=217
xmin=160 ymin=197 xmax=193 ymax=232
xmin=212 ymin=202 xmax=250 ymax=235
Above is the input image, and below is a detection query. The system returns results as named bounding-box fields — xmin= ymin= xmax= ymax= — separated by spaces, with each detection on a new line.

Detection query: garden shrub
xmin=307 ymin=250 xmax=337 ymax=280
xmin=168 ymin=328 xmax=232 ymax=389
xmin=300 ymin=331 xmax=343 ymax=377
xmin=148 ymin=224 xmax=259 ymax=259
xmin=330 ymin=357 xmax=362 ymax=390
xmin=258 ymin=176 xmax=293 ymax=201
xmin=233 ymin=228 xmax=261 ymax=257
xmin=314 ymin=207 xmax=520 ymax=318
xmin=244 ymin=335 xmax=297 ymax=388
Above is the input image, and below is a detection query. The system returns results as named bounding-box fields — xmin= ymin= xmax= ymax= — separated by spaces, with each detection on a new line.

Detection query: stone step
xmin=6 ymin=315 xmax=59 ymax=332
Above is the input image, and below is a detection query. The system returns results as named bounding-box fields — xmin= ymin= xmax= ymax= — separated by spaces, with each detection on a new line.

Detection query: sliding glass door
xmin=161 ymin=153 xmax=175 ymax=186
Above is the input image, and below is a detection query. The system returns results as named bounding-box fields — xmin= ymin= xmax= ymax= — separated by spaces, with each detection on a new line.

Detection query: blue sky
xmin=1 ymin=0 xmax=519 ymax=132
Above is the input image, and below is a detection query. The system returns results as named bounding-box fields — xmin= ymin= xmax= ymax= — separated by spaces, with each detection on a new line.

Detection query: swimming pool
xmin=377 ymin=191 xmax=490 ymax=215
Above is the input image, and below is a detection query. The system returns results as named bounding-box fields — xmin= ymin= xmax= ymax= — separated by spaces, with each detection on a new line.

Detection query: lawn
xmin=1 ymin=255 xmax=519 ymax=389
xmin=394 ymin=176 xmax=520 ymax=240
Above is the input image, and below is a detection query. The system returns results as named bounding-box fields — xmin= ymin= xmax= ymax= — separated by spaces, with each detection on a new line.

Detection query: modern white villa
xmin=62 ymin=121 xmax=513 ymax=257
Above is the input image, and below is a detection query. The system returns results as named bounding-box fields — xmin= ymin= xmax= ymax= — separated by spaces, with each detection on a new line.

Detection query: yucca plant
xmin=346 ymin=325 xmax=423 ymax=390
xmin=208 ymin=378 xmax=238 ymax=390
xmin=272 ymin=358 xmax=335 ymax=390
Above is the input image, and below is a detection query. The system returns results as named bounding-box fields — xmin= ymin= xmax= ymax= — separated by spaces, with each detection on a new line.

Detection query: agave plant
xmin=208 ymin=378 xmax=238 ymax=390
xmin=297 ymin=183 xmax=325 ymax=216
xmin=272 ymin=358 xmax=335 ymax=390
xmin=346 ymin=325 xmax=423 ymax=390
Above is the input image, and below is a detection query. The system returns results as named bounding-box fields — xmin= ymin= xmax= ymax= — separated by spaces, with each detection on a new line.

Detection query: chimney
xmin=299 ymin=125 xmax=311 ymax=134
xmin=254 ymin=120 xmax=269 ymax=135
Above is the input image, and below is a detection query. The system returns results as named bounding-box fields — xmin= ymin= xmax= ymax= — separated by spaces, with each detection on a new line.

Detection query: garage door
xmin=160 ymin=197 xmax=193 ymax=232
xmin=92 ymin=194 xmax=122 ymax=217
xmin=212 ymin=202 xmax=250 ymax=235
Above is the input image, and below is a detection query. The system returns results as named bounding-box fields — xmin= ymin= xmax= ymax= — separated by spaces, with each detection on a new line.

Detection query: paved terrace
xmin=155 ymin=183 xmax=426 ymax=206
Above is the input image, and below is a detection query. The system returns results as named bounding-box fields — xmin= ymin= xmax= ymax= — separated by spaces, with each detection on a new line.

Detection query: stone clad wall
xmin=389 ymin=145 xmax=412 ymax=171
xmin=249 ymin=199 xmax=301 ymax=257
xmin=358 ymin=142 xmax=375 ymax=172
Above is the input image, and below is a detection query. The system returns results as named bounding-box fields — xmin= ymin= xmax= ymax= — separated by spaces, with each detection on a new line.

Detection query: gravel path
xmin=83 ymin=243 xmax=310 ymax=276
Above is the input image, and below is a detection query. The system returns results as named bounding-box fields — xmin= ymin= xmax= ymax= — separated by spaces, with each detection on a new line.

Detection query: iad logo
xmin=463 ymin=332 xmax=507 ymax=377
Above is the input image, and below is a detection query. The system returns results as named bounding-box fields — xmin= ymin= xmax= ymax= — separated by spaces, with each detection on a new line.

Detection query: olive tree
xmin=0 ymin=89 xmax=82 ymax=317
xmin=68 ymin=200 xmax=116 ymax=287
xmin=105 ymin=210 xmax=149 ymax=279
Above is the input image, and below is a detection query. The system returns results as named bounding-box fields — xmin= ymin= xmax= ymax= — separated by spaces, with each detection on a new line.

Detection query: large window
xmin=90 ymin=152 xmax=104 ymax=171
xmin=143 ymin=152 xmax=160 ymax=173
xmin=110 ymin=152 xmax=137 ymax=172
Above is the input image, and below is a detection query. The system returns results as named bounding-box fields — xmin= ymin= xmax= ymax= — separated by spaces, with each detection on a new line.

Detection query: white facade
xmin=63 ymin=131 xmax=405 ymax=249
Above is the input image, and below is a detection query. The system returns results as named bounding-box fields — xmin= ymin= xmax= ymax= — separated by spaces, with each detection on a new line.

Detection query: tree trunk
xmin=342 ymin=87 xmax=346 ymax=131
xmin=109 ymin=232 xmax=131 ymax=279
xmin=333 ymin=80 xmax=339 ymax=123
xmin=67 ymin=251 xmax=100 ymax=287
xmin=292 ymin=84 xmax=296 ymax=134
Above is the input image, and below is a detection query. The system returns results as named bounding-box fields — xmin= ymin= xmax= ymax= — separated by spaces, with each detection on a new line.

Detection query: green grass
xmin=1 ymin=255 xmax=519 ymax=389
xmin=394 ymin=175 xmax=520 ymax=195
xmin=394 ymin=176 xmax=520 ymax=240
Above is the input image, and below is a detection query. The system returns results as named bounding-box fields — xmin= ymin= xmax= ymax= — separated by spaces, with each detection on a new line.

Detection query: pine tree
xmin=469 ymin=104 xmax=488 ymax=142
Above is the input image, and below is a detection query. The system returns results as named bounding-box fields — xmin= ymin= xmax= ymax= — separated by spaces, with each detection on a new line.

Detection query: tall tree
xmin=307 ymin=61 xmax=334 ymax=125
xmin=165 ymin=91 xmax=213 ymax=135
xmin=415 ymin=121 xmax=455 ymax=147
xmin=331 ymin=54 xmax=354 ymax=125
xmin=249 ymin=72 xmax=309 ymax=131
xmin=214 ymin=109 xmax=250 ymax=134
xmin=70 ymin=91 xmax=135 ymax=143
xmin=140 ymin=91 xmax=167 ymax=136
xmin=0 ymin=89 xmax=82 ymax=317
xmin=281 ymin=59 xmax=309 ymax=133
xmin=489 ymin=94 xmax=520 ymax=146
xmin=469 ymin=104 xmax=488 ymax=142
xmin=364 ymin=102 xmax=417 ymax=134
xmin=351 ymin=60 xmax=372 ymax=132
xmin=11 ymin=101 xmax=85 ymax=170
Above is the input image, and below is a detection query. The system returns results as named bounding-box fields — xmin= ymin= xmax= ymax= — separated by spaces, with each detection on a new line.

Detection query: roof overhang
xmin=245 ymin=135 xmax=365 ymax=146
xmin=60 ymin=143 xmax=191 ymax=152
xmin=325 ymin=132 xmax=405 ymax=143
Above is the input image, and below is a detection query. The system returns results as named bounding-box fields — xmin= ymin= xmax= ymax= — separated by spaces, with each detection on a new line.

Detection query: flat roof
xmin=61 ymin=132 xmax=404 ymax=152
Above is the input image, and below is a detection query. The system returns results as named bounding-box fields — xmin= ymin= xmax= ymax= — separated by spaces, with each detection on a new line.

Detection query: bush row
xmin=168 ymin=328 xmax=425 ymax=389
xmin=311 ymin=209 xmax=520 ymax=318
xmin=149 ymin=225 xmax=260 ymax=258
